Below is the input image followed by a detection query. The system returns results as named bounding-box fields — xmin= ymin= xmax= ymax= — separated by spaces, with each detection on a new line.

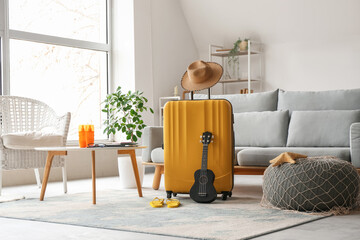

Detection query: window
xmin=1 ymin=0 xmax=110 ymax=140
xmin=9 ymin=0 xmax=107 ymax=43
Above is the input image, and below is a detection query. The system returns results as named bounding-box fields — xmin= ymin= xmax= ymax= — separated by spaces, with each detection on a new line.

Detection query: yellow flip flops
xmin=166 ymin=198 xmax=180 ymax=208
xmin=149 ymin=197 xmax=164 ymax=208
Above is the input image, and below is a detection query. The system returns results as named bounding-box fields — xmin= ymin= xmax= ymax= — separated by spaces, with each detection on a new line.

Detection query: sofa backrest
xmin=194 ymin=89 xmax=278 ymax=113
xmin=278 ymin=88 xmax=360 ymax=113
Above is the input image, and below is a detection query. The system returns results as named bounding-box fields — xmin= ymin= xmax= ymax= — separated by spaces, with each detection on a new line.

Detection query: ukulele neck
xmin=201 ymin=144 xmax=208 ymax=172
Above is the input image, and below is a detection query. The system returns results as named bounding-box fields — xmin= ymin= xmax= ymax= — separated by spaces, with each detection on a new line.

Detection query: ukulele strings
xmin=199 ymin=142 xmax=208 ymax=195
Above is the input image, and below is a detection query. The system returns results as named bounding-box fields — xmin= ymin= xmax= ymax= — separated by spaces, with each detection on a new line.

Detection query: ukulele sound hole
xmin=199 ymin=175 xmax=208 ymax=184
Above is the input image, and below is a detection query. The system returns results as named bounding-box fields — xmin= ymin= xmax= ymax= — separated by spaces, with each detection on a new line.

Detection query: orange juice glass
xmin=78 ymin=125 xmax=87 ymax=148
xmin=85 ymin=125 xmax=95 ymax=147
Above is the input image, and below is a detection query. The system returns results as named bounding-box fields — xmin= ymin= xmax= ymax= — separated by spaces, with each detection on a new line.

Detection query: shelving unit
xmin=159 ymin=96 xmax=180 ymax=126
xmin=209 ymin=41 xmax=263 ymax=94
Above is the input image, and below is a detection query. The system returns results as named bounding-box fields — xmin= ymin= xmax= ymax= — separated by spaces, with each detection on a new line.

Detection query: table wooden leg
xmin=118 ymin=149 xmax=143 ymax=197
xmin=91 ymin=150 xmax=96 ymax=204
xmin=129 ymin=150 xmax=143 ymax=197
xmin=40 ymin=152 xmax=55 ymax=201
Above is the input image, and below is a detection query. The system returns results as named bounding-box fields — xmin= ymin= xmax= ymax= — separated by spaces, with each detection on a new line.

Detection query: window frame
xmin=0 ymin=0 xmax=112 ymax=142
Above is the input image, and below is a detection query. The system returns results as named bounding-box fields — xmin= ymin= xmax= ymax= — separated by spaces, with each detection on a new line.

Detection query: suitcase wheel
xmin=166 ymin=191 xmax=173 ymax=198
xmin=221 ymin=191 xmax=232 ymax=201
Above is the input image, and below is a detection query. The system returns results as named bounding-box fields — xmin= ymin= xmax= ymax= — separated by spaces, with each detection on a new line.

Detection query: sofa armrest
xmin=350 ymin=122 xmax=360 ymax=168
xmin=142 ymin=126 xmax=163 ymax=162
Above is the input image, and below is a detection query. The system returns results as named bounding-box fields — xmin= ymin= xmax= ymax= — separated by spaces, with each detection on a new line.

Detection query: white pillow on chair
xmin=2 ymin=128 xmax=64 ymax=150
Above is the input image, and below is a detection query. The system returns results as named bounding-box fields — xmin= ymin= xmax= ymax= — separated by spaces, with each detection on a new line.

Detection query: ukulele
xmin=190 ymin=131 xmax=217 ymax=203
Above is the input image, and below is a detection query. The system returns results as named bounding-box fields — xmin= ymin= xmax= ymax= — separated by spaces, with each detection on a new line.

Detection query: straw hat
xmin=181 ymin=60 xmax=223 ymax=91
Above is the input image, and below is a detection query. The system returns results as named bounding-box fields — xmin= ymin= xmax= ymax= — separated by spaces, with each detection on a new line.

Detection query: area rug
xmin=0 ymin=189 xmax=326 ymax=240
xmin=0 ymin=194 xmax=24 ymax=203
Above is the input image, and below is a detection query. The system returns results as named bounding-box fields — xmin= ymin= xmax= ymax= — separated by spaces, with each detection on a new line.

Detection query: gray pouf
xmin=261 ymin=156 xmax=360 ymax=213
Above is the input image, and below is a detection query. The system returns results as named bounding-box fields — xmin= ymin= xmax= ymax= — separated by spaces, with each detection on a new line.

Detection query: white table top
xmin=35 ymin=146 xmax=146 ymax=152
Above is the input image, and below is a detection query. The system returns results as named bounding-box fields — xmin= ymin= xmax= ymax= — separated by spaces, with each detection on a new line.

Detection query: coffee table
xmin=35 ymin=146 xmax=146 ymax=204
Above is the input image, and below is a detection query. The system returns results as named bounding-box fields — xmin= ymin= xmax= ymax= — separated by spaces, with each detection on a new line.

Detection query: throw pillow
xmin=234 ymin=110 xmax=289 ymax=147
xmin=287 ymin=110 xmax=360 ymax=147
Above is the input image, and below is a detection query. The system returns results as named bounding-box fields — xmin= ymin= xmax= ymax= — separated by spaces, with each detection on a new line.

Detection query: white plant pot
xmin=118 ymin=156 xmax=144 ymax=189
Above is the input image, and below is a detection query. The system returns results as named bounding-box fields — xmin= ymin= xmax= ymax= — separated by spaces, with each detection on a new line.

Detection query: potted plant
xmin=226 ymin=39 xmax=242 ymax=79
xmin=102 ymin=86 xmax=154 ymax=143
xmin=226 ymin=38 xmax=251 ymax=79
xmin=102 ymin=86 xmax=154 ymax=188
xmin=238 ymin=38 xmax=249 ymax=51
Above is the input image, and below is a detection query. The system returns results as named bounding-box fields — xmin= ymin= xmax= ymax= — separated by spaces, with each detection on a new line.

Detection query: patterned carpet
xmin=0 ymin=188 xmax=326 ymax=240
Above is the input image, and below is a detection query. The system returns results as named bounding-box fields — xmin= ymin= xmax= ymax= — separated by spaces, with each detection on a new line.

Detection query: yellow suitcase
xmin=164 ymin=99 xmax=234 ymax=201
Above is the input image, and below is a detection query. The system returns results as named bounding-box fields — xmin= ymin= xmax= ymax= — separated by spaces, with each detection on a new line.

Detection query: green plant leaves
xmin=101 ymin=86 xmax=154 ymax=142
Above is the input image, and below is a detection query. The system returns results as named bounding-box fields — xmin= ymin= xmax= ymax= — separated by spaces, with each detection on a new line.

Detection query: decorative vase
xmin=118 ymin=156 xmax=144 ymax=189
xmin=239 ymin=40 xmax=248 ymax=51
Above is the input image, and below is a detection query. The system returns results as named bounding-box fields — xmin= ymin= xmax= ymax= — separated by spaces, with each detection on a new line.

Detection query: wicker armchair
xmin=0 ymin=96 xmax=71 ymax=196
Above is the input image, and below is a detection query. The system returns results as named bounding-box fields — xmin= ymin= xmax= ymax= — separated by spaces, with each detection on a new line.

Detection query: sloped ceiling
xmin=180 ymin=0 xmax=360 ymax=57
xmin=179 ymin=0 xmax=360 ymax=91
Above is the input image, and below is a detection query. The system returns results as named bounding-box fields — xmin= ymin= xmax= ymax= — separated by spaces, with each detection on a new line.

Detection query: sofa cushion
xmin=237 ymin=147 xmax=351 ymax=166
xmin=2 ymin=129 xmax=64 ymax=150
xmin=234 ymin=111 xmax=289 ymax=147
xmin=233 ymin=146 xmax=262 ymax=165
xmin=287 ymin=110 xmax=360 ymax=147
xmin=195 ymin=89 xmax=278 ymax=113
xmin=278 ymin=88 xmax=360 ymax=113
xmin=150 ymin=146 xmax=261 ymax=165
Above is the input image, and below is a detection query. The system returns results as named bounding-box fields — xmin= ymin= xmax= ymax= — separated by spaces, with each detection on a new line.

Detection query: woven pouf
xmin=261 ymin=156 xmax=360 ymax=213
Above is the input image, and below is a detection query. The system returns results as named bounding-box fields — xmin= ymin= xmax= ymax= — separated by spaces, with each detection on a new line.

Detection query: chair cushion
xmin=2 ymin=128 xmax=64 ymax=150
xmin=287 ymin=110 xmax=360 ymax=147
xmin=234 ymin=110 xmax=289 ymax=147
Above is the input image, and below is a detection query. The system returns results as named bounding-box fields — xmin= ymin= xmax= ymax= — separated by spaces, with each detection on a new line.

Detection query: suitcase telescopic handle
xmin=190 ymin=88 xmax=211 ymax=100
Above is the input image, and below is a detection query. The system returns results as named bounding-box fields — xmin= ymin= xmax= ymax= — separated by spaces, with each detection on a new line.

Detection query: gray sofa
xmin=142 ymin=88 xmax=360 ymax=185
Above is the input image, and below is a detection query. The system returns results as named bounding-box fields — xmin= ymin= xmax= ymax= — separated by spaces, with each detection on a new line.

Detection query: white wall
xmin=180 ymin=0 xmax=360 ymax=92
xmin=133 ymin=0 xmax=154 ymax=128
xmin=0 ymin=0 xmax=4 ymax=31
xmin=112 ymin=0 xmax=199 ymax=127
xmin=2 ymin=150 xmax=119 ymax=187
xmin=111 ymin=0 xmax=135 ymax=94
xmin=150 ymin=0 xmax=198 ymax=124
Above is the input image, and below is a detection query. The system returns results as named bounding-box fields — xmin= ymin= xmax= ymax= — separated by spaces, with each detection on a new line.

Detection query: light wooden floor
xmin=0 ymin=172 xmax=359 ymax=240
